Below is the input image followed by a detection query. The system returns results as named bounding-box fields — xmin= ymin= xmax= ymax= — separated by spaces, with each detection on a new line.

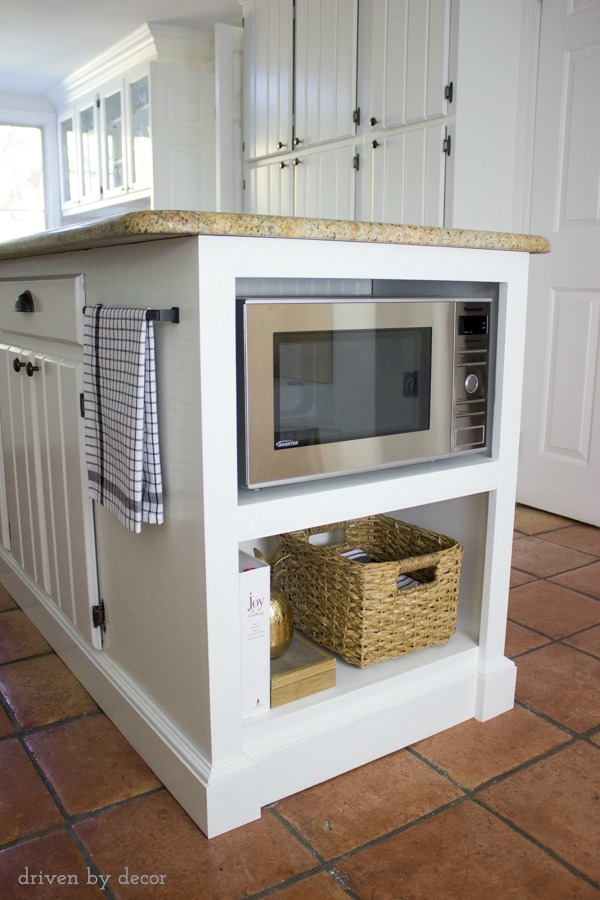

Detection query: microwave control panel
xmin=452 ymin=300 xmax=492 ymax=451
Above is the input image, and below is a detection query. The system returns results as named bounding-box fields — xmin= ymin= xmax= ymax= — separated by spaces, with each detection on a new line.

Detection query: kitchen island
xmin=0 ymin=212 xmax=549 ymax=837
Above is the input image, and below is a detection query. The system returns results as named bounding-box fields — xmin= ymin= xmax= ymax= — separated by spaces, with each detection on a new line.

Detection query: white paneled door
xmin=518 ymin=0 xmax=600 ymax=526
xmin=0 ymin=344 xmax=99 ymax=643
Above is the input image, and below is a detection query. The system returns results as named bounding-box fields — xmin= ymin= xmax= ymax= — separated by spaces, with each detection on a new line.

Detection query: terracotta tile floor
xmin=0 ymin=504 xmax=599 ymax=898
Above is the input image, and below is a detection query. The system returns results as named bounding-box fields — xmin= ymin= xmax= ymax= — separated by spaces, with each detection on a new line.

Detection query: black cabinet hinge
xmin=352 ymin=153 xmax=360 ymax=171
xmin=92 ymin=599 xmax=106 ymax=632
xmin=353 ymin=107 xmax=361 ymax=126
xmin=444 ymin=82 xmax=454 ymax=104
xmin=443 ymin=134 xmax=452 ymax=156
xmin=80 ymin=392 xmax=85 ymax=418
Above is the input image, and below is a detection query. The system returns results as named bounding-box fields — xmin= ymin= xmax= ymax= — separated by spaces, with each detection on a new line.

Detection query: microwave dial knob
xmin=464 ymin=373 xmax=479 ymax=394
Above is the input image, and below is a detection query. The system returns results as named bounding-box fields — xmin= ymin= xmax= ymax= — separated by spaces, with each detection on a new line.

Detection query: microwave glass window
xmin=273 ymin=328 xmax=432 ymax=448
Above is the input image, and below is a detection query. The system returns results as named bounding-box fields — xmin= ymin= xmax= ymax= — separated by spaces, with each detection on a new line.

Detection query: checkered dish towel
xmin=83 ymin=305 xmax=164 ymax=533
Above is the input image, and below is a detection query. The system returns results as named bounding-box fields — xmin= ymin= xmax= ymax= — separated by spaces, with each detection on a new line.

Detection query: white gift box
xmin=239 ymin=550 xmax=270 ymax=717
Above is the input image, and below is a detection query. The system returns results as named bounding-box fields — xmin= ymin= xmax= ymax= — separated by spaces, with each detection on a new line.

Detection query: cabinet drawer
xmin=0 ymin=276 xmax=84 ymax=345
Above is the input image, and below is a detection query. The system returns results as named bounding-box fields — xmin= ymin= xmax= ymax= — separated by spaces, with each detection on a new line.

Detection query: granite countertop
xmin=0 ymin=210 xmax=551 ymax=260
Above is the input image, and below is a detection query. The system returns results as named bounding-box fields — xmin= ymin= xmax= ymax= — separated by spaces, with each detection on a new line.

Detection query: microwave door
xmin=242 ymin=300 xmax=455 ymax=488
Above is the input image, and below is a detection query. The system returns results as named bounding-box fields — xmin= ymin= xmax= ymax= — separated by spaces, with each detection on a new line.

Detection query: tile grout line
xmin=472 ymin=795 xmax=600 ymax=892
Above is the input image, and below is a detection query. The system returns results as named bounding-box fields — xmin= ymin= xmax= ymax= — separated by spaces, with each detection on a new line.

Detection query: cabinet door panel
xmin=0 ymin=344 xmax=97 ymax=644
xmin=38 ymin=356 xmax=96 ymax=643
xmin=248 ymin=160 xmax=294 ymax=215
xmin=293 ymin=146 xmax=356 ymax=220
xmin=364 ymin=124 xmax=445 ymax=226
xmin=243 ymin=0 xmax=294 ymax=159
xmin=362 ymin=0 xmax=450 ymax=129
xmin=294 ymin=0 xmax=358 ymax=147
xmin=0 ymin=345 xmax=48 ymax=588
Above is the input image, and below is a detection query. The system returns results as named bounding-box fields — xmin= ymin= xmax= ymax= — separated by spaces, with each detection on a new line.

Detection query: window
xmin=0 ymin=124 xmax=46 ymax=240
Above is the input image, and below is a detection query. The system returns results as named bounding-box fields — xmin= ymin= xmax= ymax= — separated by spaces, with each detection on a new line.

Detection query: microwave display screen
xmin=273 ymin=328 xmax=432 ymax=449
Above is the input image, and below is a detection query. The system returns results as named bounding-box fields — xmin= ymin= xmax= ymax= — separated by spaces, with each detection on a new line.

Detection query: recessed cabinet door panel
xmin=0 ymin=345 xmax=48 ymax=589
xmin=361 ymin=0 xmax=451 ymax=130
xmin=294 ymin=0 xmax=358 ymax=148
xmin=37 ymin=356 xmax=97 ymax=643
xmin=250 ymin=159 xmax=294 ymax=215
xmin=364 ymin=124 xmax=445 ymax=226
xmin=0 ymin=343 xmax=97 ymax=645
xmin=293 ymin=146 xmax=356 ymax=220
xmin=243 ymin=0 xmax=294 ymax=159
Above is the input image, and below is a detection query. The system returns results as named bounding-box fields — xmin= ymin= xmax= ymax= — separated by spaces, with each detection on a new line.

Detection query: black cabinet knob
xmin=15 ymin=290 xmax=34 ymax=312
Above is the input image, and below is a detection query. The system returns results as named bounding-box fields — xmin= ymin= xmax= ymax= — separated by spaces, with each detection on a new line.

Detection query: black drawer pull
xmin=15 ymin=290 xmax=34 ymax=312
xmin=26 ymin=362 xmax=39 ymax=377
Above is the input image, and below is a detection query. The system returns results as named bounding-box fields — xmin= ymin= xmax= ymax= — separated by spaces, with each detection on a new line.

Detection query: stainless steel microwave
xmin=237 ymin=297 xmax=494 ymax=489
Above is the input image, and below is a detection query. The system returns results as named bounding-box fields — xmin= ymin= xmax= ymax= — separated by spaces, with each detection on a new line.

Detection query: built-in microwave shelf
xmin=237 ymin=453 xmax=498 ymax=543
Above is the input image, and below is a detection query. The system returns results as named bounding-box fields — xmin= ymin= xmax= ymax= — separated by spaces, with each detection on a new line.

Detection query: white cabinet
xmin=359 ymin=0 xmax=451 ymax=131
xmin=243 ymin=0 xmax=453 ymax=226
xmin=293 ymin=0 xmax=359 ymax=149
xmin=53 ymin=25 xmax=216 ymax=218
xmin=293 ymin=144 xmax=358 ymax=219
xmin=242 ymin=0 xmax=294 ymax=160
xmin=243 ymin=0 xmax=359 ymax=218
xmin=0 ymin=227 xmax=536 ymax=838
xmin=243 ymin=0 xmax=357 ymax=161
xmin=357 ymin=0 xmax=452 ymax=226
xmin=361 ymin=122 xmax=447 ymax=226
xmin=247 ymin=144 xmax=358 ymax=219
xmin=0 ymin=278 xmax=99 ymax=647
xmin=245 ymin=158 xmax=294 ymax=215
xmin=97 ymin=72 xmax=152 ymax=204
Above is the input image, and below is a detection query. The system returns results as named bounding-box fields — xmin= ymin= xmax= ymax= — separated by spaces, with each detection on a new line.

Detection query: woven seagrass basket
xmin=279 ymin=514 xmax=463 ymax=668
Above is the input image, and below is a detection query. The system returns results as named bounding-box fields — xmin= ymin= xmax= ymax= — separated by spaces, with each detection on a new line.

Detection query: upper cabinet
xmin=51 ymin=25 xmax=217 ymax=219
xmin=360 ymin=0 xmax=451 ymax=132
xmin=243 ymin=0 xmax=358 ymax=161
xmin=242 ymin=0 xmax=454 ymax=227
xmin=243 ymin=0 xmax=294 ymax=159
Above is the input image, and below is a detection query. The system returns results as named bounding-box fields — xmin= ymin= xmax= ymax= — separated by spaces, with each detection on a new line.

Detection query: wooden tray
xmin=270 ymin=631 xmax=336 ymax=708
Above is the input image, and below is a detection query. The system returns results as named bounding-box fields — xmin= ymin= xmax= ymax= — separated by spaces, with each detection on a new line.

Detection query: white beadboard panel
xmin=248 ymin=159 xmax=294 ymax=215
xmin=0 ymin=345 xmax=47 ymax=588
xmin=543 ymin=290 xmax=600 ymax=462
xmin=243 ymin=0 xmax=293 ymax=159
xmin=426 ymin=0 xmax=452 ymax=119
xmin=559 ymin=43 xmax=600 ymax=228
xmin=38 ymin=355 xmax=70 ymax=614
xmin=365 ymin=122 xmax=445 ymax=226
xmin=293 ymin=145 xmax=356 ymax=220
xmin=0 ymin=343 xmax=97 ymax=644
xmin=405 ymin=0 xmax=429 ymax=123
xmin=294 ymin=0 xmax=358 ymax=147
xmin=361 ymin=0 xmax=450 ymax=130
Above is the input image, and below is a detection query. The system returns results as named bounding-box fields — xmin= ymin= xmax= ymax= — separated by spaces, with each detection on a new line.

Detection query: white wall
xmin=446 ymin=0 xmax=539 ymax=233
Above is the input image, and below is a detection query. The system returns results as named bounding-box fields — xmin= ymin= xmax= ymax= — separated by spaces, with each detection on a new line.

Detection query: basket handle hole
xmin=309 ymin=529 xmax=345 ymax=547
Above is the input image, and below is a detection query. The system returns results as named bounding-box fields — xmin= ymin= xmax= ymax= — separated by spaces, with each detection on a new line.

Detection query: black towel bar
xmin=83 ymin=306 xmax=180 ymax=323
xmin=145 ymin=307 xmax=180 ymax=323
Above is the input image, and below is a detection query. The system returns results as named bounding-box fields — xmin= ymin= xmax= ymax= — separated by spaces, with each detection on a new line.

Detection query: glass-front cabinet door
xmin=128 ymin=75 xmax=151 ymax=192
xmin=102 ymin=87 xmax=125 ymax=198
xmin=78 ymin=101 xmax=100 ymax=202
xmin=58 ymin=113 xmax=78 ymax=207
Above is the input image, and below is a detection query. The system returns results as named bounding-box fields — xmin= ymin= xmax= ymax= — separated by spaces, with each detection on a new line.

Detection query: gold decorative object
xmin=253 ymin=548 xmax=294 ymax=659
